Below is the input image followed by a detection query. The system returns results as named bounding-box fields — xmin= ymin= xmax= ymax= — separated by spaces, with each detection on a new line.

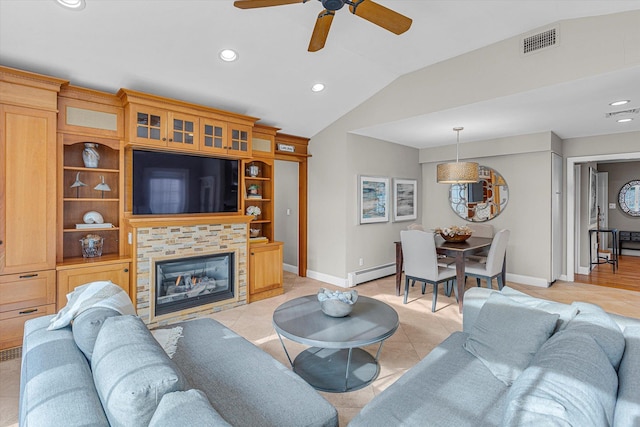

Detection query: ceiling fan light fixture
xmin=436 ymin=127 xmax=479 ymax=184
xmin=219 ymin=49 xmax=238 ymax=62
xmin=55 ymin=0 xmax=85 ymax=10
xmin=610 ymin=100 xmax=630 ymax=106
xmin=311 ymin=83 xmax=325 ymax=92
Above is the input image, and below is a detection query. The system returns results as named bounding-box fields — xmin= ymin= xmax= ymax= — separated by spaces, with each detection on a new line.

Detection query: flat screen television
xmin=132 ymin=150 xmax=239 ymax=215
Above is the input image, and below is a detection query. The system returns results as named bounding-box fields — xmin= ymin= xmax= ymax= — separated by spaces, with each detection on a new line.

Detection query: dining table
xmin=394 ymin=236 xmax=500 ymax=313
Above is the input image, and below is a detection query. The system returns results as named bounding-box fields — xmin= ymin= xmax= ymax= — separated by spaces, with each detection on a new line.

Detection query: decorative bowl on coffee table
xmin=317 ymin=288 xmax=358 ymax=317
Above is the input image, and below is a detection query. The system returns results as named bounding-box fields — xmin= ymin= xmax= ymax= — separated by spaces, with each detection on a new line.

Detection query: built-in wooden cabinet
xmin=249 ymin=241 xmax=284 ymax=302
xmin=119 ymin=88 xmax=256 ymax=158
xmin=244 ymin=125 xmax=285 ymax=302
xmin=60 ymin=136 xmax=123 ymax=260
xmin=57 ymin=86 xmax=127 ymax=263
xmin=0 ymin=270 xmax=57 ymax=349
xmin=56 ymin=85 xmax=133 ymax=311
xmin=126 ymin=104 xmax=200 ymax=151
xmin=200 ymin=118 xmax=252 ymax=157
xmin=56 ymin=258 xmax=130 ymax=309
xmin=244 ymin=159 xmax=274 ymax=243
xmin=0 ymin=66 xmax=65 ymax=350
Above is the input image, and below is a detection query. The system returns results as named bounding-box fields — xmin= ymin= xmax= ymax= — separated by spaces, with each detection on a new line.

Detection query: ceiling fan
xmin=233 ymin=0 xmax=412 ymax=52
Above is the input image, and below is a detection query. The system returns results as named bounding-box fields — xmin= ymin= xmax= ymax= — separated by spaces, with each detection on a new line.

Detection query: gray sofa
xmin=349 ymin=286 xmax=640 ymax=427
xmin=19 ymin=312 xmax=338 ymax=427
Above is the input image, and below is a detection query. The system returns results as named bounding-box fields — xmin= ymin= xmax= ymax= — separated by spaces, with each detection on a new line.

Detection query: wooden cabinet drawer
xmin=0 ymin=270 xmax=56 ymax=313
xmin=0 ymin=303 xmax=56 ymax=349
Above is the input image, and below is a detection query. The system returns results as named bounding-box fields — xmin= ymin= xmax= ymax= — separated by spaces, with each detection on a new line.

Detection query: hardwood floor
xmin=574 ymin=254 xmax=640 ymax=292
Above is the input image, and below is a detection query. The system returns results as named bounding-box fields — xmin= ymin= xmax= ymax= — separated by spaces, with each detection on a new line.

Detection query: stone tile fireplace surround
xmin=128 ymin=217 xmax=250 ymax=329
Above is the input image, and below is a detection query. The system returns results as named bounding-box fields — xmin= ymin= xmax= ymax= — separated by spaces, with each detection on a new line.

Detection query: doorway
xmin=274 ymin=160 xmax=299 ymax=273
xmin=566 ymin=152 xmax=640 ymax=291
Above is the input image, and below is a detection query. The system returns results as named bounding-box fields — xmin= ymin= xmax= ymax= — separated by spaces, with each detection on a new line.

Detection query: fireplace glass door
xmin=155 ymin=252 xmax=234 ymax=316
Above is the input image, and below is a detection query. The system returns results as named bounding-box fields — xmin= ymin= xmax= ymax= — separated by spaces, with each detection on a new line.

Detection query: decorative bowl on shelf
xmin=317 ymin=288 xmax=358 ymax=317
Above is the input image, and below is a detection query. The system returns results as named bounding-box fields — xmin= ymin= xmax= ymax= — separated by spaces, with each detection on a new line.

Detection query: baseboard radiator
xmin=347 ymin=263 xmax=396 ymax=287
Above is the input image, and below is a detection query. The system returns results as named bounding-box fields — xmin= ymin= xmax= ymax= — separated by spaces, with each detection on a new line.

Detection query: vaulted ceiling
xmin=1 ymin=0 xmax=639 ymax=148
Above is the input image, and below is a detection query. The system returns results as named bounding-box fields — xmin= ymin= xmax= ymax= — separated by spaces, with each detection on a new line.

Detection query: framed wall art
xmin=393 ymin=178 xmax=417 ymax=222
xmin=359 ymin=176 xmax=389 ymax=224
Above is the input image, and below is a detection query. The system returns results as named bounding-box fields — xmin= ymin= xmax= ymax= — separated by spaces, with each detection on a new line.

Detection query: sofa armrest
xmin=462 ymin=287 xmax=497 ymax=332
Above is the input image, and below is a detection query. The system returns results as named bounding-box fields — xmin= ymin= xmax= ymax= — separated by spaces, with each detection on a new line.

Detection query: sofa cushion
xmin=149 ymin=389 xmax=231 ymax=427
xmin=91 ymin=315 xmax=188 ymax=427
xmin=501 ymin=286 xmax=578 ymax=331
xmin=570 ymin=301 xmax=625 ymax=369
xmin=349 ymin=331 xmax=510 ymax=427
xmin=464 ymin=292 xmax=559 ymax=385
xmin=170 ymin=318 xmax=338 ymax=427
xmin=503 ymin=329 xmax=618 ymax=426
xmin=614 ymin=326 xmax=640 ymax=427
xmin=72 ymin=307 xmax=120 ymax=362
xmin=19 ymin=315 xmax=109 ymax=427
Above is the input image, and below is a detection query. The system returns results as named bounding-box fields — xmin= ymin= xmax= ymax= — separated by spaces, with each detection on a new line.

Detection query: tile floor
xmin=1 ymin=272 xmax=638 ymax=427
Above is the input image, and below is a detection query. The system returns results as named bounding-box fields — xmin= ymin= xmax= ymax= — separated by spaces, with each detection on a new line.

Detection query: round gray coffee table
xmin=272 ymin=294 xmax=399 ymax=393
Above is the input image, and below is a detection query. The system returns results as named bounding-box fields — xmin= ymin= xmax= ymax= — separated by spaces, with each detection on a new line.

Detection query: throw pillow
xmin=91 ymin=315 xmax=188 ymax=427
xmin=501 ymin=286 xmax=578 ymax=331
xmin=569 ymin=302 xmax=625 ymax=369
xmin=503 ymin=329 xmax=618 ymax=426
xmin=149 ymin=389 xmax=232 ymax=427
xmin=464 ymin=292 xmax=559 ymax=385
xmin=72 ymin=307 xmax=120 ymax=362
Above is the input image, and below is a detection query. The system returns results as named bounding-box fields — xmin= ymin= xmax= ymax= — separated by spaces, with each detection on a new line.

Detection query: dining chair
xmin=466 ymin=223 xmax=494 ymax=263
xmin=459 ymin=229 xmax=510 ymax=290
xmin=400 ymin=230 xmax=458 ymax=312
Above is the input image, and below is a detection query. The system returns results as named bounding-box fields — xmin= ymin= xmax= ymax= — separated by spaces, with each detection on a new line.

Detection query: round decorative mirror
xmin=449 ymin=166 xmax=508 ymax=222
xmin=618 ymin=179 xmax=640 ymax=217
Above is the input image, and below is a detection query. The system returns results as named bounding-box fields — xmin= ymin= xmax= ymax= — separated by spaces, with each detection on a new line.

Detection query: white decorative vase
xmin=248 ymin=165 xmax=259 ymax=177
xmin=82 ymin=143 xmax=100 ymax=168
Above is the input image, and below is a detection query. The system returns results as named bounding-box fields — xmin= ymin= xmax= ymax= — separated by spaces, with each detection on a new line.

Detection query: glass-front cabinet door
xmin=228 ymin=123 xmax=252 ymax=157
xmin=130 ymin=106 xmax=167 ymax=146
xmin=200 ymin=118 xmax=227 ymax=155
xmin=167 ymin=112 xmax=199 ymax=151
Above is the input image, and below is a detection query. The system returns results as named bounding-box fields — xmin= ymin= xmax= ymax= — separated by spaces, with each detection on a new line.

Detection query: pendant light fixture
xmin=436 ymin=127 xmax=479 ymax=184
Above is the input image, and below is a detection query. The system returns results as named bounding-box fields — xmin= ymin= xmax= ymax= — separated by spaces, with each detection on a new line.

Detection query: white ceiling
xmin=1 ymin=0 xmax=639 ymax=148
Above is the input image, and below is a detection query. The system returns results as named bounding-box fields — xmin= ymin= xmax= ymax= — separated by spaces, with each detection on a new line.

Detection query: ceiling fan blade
xmin=308 ymin=10 xmax=334 ymax=52
xmin=349 ymin=0 xmax=412 ymax=35
xmin=233 ymin=0 xmax=302 ymax=9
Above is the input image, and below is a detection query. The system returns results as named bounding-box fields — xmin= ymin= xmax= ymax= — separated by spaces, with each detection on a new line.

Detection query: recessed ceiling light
xmin=311 ymin=83 xmax=325 ymax=92
xmin=55 ymin=0 xmax=85 ymax=10
xmin=617 ymin=118 xmax=633 ymax=123
xmin=610 ymin=100 xmax=630 ymax=106
xmin=219 ymin=49 xmax=238 ymax=62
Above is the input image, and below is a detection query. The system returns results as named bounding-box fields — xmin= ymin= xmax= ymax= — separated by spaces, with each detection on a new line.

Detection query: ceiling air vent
xmin=522 ymin=27 xmax=558 ymax=54
xmin=605 ymin=108 xmax=640 ymax=118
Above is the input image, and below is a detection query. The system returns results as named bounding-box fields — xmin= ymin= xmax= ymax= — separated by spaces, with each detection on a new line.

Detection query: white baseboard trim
xmin=506 ymin=273 xmax=550 ymax=288
xmin=306 ymin=270 xmax=552 ymax=289
xmin=306 ymin=270 xmax=349 ymax=288
xmin=621 ymin=249 xmax=640 ymax=257
xmin=576 ymin=266 xmax=591 ymax=275
xmin=283 ymin=263 xmax=297 ymax=274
